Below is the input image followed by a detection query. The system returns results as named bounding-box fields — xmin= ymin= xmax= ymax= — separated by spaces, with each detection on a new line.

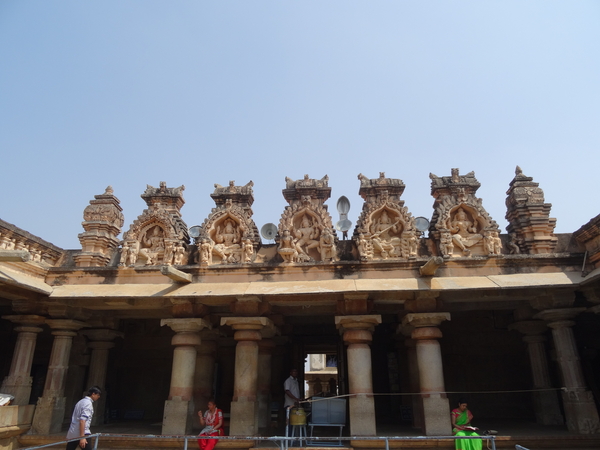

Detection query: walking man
xmin=66 ymin=386 xmax=102 ymax=450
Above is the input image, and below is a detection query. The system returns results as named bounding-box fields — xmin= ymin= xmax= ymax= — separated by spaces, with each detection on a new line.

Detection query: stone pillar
xmin=403 ymin=313 xmax=451 ymax=436
xmin=220 ymin=317 xmax=273 ymax=436
xmin=193 ymin=331 xmax=218 ymax=429
xmin=536 ymin=308 xmax=600 ymax=434
xmin=0 ymin=315 xmax=45 ymax=405
xmin=509 ymin=320 xmax=563 ymax=425
xmin=31 ymin=319 xmax=88 ymax=435
xmin=397 ymin=324 xmax=424 ymax=430
xmin=161 ymin=318 xmax=210 ymax=435
xmin=257 ymin=338 xmax=275 ymax=433
xmin=81 ymin=329 xmax=124 ymax=426
xmin=335 ymin=315 xmax=381 ymax=436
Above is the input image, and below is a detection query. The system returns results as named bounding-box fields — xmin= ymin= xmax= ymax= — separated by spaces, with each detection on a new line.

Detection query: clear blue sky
xmin=1 ymin=1 xmax=599 ymax=249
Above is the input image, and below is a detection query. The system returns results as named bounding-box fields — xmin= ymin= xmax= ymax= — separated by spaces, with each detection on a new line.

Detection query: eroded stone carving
xmin=353 ymin=173 xmax=418 ymax=261
xmin=277 ymin=175 xmax=337 ymax=263
xmin=506 ymin=166 xmax=557 ymax=254
xmin=429 ymin=169 xmax=501 ymax=258
xmin=0 ymin=220 xmax=63 ymax=265
xmin=194 ymin=181 xmax=259 ymax=265
xmin=121 ymin=182 xmax=189 ymax=267
xmin=71 ymin=183 xmax=128 ymax=265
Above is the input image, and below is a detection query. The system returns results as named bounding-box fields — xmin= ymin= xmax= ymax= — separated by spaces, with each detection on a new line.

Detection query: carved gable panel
xmin=429 ymin=169 xmax=501 ymax=258
xmin=195 ymin=181 xmax=259 ymax=266
xmin=353 ymin=173 xmax=418 ymax=261
xmin=277 ymin=175 xmax=337 ymax=263
xmin=121 ymin=182 xmax=189 ymax=267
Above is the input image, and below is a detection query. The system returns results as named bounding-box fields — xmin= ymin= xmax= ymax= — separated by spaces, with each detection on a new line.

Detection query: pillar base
xmin=533 ymin=391 xmax=563 ymax=426
xmin=0 ymin=376 xmax=33 ymax=407
xmin=422 ymin=396 xmax=451 ymax=436
xmin=349 ymin=394 xmax=376 ymax=436
xmin=162 ymin=399 xmax=194 ymax=435
xmin=229 ymin=400 xmax=257 ymax=436
xmin=30 ymin=396 xmax=66 ymax=435
xmin=562 ymin=390 xmax=600 ymax=434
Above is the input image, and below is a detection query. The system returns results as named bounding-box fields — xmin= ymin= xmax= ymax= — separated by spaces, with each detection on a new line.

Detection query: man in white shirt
xmin=284 ymin=368 xmax=301 ymax=409
xmin=66 ymin=386 xmax=101 ymax=450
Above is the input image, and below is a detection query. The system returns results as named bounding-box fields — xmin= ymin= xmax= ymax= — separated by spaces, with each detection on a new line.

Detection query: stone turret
xmin=74 ymin=186 xmax=124 ymax=267
xmin=505 ymin=166 xmax=557 ymax=254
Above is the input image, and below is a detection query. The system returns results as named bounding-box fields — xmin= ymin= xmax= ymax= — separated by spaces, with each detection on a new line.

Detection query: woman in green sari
xmin=451 ymin=399 xmax=482 ymax=450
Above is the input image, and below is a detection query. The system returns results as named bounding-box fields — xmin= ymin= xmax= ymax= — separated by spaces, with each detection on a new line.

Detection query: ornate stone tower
xmin=121 ymin=182 xmax=189 ymax=266
xmin=429 ymin=169 xmax=502 ymax=258
xmin=74 ymin=186 xmax=124 ymax=267
xmin=277 ymin=175 xmax=337 ymax=263
xmin=505 ymin=166 xmax=557 ymax=254
xmin=195 ymin=181 xmax=260 ymax=265
xmin=353 ymin=172 xmax=418 ymax=261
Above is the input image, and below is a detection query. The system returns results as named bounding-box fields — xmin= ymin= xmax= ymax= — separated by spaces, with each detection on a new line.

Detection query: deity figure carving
xmin=484 ymin=230 xmax=502 ymax=256
xmin=199 ymin=239 xmax=213 ymax=265
xmin=242 ymin=239 xmax=254 ymax=263
xmin=278 ymin=229 xmax=298 ymax=263
xmin=294 ymin=215 xmax=321 ymax=260
xmin=119 ymin=244 xmax=130 ymax=266
xmin=139 ymin=226 xmax=166 ymax=265
xmin=278 ymin=175 xmax=337 ymax=264
xmin=439 ymin=231 xmax=454 ymax=258
xmin=320 ymin=228 xmax=336 ymax=262
xmin=356 ymin=233 xmax=374 ymax=261
xmin=370 ymin=210 xmax=402 ymax=258
xmin=127 ymin=245 xmax=138 ymax=266
xmin=507 ymin=232 xmax=521 ymax=254
xmin=173 ymin=242 xmax=186 ymax=265
xmin=448 ymin=208 xmax=482 ymax=256
xmin=353 ymin=173 xmax=418 ymax=261
xmin=212 ymin=218 xmax=242 ymax=264
xmin=430 ymin=169 xmax=501 ymax=258
xmin=163 ymin=241 xmax=175 ymax=265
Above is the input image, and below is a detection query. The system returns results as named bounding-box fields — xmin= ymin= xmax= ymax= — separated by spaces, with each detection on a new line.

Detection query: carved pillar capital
xmin=535 ymin=308 xmax=586 ymax=327
xmin=221 ymin=316 xmax=273 ymax=341
xmin=81 ymin=328 xmax=124 ymax=342
xmin=2 ymin=314 xmax=46 ymax=328
xmin=402 ymin=312 xmax=450 ymax=329
xmin=161 ymin=317 xmax=211 ymax=334
xmin=335 ymin=315 xmax=381 ymax=344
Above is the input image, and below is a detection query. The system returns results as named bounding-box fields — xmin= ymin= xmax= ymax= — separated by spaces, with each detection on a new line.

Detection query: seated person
xmin=197 ymin=399 xmax=224 ymax=450
xmin=451 ymin=399 xmax=482 ymax=450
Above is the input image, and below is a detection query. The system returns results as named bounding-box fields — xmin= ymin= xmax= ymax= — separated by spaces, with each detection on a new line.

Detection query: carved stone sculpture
xmin=74 ymin=186 xmax=125 ymax=267
xmin=429 ymin=169 xmax=502 ymax=258
xmin=278 ymin=175 xmax=337 ymax=263
xmin=353 ymin=173 xmax=418 ymax=261
xmin=505 ymin=166 xmax=557 ymax=254
xmin=194 ymin=181 xmax=260 ymax=265
xmin=121 ymin=182 xmax=189 ymax=267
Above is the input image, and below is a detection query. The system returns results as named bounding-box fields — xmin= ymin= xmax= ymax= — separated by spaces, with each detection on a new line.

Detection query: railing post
xmin=385 ymin=437 xmax=389 ymax=450
xmin=184 ymin=436 xmax=188 ymax=450
xmin=92 ymin=433 xmax=100 ymax=450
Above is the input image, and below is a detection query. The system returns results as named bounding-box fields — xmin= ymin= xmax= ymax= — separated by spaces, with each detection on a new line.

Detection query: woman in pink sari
xmin=197 ymin=399 xmax=224 ymax=450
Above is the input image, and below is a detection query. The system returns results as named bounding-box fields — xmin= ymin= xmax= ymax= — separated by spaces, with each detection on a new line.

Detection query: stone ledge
xmin=19 ymin=435 xmax=255 ymax=450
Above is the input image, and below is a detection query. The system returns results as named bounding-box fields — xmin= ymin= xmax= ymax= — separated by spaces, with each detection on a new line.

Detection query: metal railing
xmin=21 ymin=433 xmax=497 ymax=450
